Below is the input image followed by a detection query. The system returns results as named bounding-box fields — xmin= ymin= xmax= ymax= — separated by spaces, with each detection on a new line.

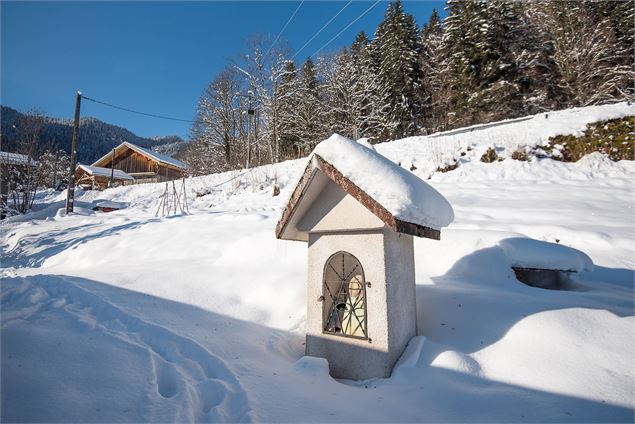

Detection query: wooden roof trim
xmin=97 ymin=145 xmax=129 ymax=167
xmin=276 ymin=154 xmax=440 ymax=240
xmin=275 ymin=159 xmax=319 ymax=239
xmin=122 ymin=142 xmax=187 ymax=170
xmin=93 ymin=143 xmax=131 ymax=167
xmin=92 ymin=142 xmax=187 ymax=171
xmin=316 ymin=156 xmax=440 ymax=240
xmin=160 ymin=163 xmax=188 ymax=173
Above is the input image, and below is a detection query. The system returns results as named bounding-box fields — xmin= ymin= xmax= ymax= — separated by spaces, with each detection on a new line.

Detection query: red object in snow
xmin=93 ymin=206 xmax=119 ymax=213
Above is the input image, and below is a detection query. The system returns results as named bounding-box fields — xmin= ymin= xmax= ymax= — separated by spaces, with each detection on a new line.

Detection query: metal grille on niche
xmin=322 ymin=251 xmax=368 ymax=339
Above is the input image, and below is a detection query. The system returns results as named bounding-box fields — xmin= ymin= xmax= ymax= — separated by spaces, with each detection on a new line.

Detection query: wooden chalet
xmin=91 ymin=141 xmax=187 ymax=184
xmin=75 ymin=164 xmax=134 ymax=190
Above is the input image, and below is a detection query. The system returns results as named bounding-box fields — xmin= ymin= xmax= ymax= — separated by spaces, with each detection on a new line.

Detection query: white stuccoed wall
xmin=301 ymin=181 xmax=418 ymax=380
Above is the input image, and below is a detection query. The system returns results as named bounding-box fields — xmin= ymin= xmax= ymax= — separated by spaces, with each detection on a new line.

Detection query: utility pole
xmin=247 ymin=90 xmax=254 ymax=169
xmin=65 ymin=91 xmax=82 ymax=214
xmin=109 ymin=148 xmax=115 ymax=187
xmin=255 ymin=101 xmax=260 ymax=166
xmin=237 ymin=91 xmax=255 ymax=169
xmin=0 ymin=134 xmax=7 ymax=220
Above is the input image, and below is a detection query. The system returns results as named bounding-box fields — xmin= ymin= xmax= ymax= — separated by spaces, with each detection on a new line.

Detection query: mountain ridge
xmin=0 ymin=105 xmax=186 ymax=163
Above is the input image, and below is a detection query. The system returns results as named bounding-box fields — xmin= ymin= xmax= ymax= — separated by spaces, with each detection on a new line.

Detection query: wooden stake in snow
xmin=181 ymin=177 xmax=190 ymax=214
xmin=155 ymin=179 xmax=189 ymax=217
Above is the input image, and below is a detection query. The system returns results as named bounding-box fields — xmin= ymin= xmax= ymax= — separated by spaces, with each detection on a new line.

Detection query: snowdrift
xmin=1 ymin=102 xmax=634 ymax=422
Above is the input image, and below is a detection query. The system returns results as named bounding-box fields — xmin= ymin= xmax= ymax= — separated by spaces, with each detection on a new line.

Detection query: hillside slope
xmin=0 ymin=105 xmax=185 ymax=163
xmin=1 ymin=102 xmax=633 ymax=422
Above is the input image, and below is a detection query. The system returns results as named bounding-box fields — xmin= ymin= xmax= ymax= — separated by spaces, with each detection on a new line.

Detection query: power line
xmin=82 ymin=95 xmax=195 ymax=123
xmin=310 ymin=0 xmax=381 ymax=59
xmin=291 ymin=0 xmax=353 ymax=61
xmin=264 ymin=0 xmax=305 ymax=60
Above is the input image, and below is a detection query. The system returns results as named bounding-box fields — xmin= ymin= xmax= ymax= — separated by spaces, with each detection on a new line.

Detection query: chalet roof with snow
xmin=276 ymin=134 xmax=454 ymax=241
xmin=92 ymin=141 xmax=187 ymax=171
xmin=76 ymin=164 xmax=135 ymax=180
xmin=0 ymin=151 xmax=37 ymax=166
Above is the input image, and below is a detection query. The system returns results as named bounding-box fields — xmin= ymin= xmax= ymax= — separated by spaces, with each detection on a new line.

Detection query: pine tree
xmin=373 ymin=0 xmax=424 ymax=140
xmin=189 ymin=0 xmax=634 ymax=173
xmin=350 ymin=31 xmax=386 ymax=140
xmin=443 ymin=0 xmax=541 ymax=126
xmin=277 ymin=60 xmax=301 ymax=158
xmin=511 ymin=1 xmax=561 ymax=114
xmin=419 ymin=9 xmax=450 ymax=132
xmin=478 ymin=0 xmax=530 ymax=119
xmin=320 ymin=44 xmax=384 ymax=141
xmin=583 ymin=0 xmax=634 ymax=61
xmin=441 ymin=0 xmax=490 ymax=127
xmin=611 ymin=1 xmax=635 ymax=67
xmin=321 ymin=49 xmax=355 ymax=139
xmin=292 ymin=58 xmax=327 ymax=154
xmin=582 ymin=0 xmax=635 ymax=92
xmin=532 ymin=1 xmax=634 ymax=107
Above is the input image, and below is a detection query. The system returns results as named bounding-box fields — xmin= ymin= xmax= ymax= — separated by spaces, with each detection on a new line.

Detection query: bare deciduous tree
xmin=38 ymin=146 xmax=70 ymax=189
xmin=188 ymin=67 xmax=243 ymax=174
xmin=7 ymin=110 xmax=45 ymax=214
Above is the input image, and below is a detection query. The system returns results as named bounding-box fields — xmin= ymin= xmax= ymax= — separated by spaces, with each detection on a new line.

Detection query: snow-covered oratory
xmin=276 ymin=134 xmax=454 ymax=380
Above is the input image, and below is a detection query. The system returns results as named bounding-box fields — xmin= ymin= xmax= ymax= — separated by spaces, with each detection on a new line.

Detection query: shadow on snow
xmin=2 ymin=272 xmax=633 ymax=423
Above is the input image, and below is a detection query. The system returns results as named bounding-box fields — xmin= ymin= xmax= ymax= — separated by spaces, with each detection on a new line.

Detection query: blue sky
xmin=2 ymin=1 xmax=444 ymax=139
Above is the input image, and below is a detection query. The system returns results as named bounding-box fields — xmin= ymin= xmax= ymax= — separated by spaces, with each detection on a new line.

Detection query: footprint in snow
xmin=3 ymin=277 xmax=254 ymax=423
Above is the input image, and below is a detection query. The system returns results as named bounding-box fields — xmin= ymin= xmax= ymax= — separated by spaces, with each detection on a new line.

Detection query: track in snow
xmin=1 ymin=275 xmax=254 ymax=423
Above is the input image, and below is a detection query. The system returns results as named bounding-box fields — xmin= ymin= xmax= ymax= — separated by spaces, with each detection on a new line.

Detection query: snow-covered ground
xmin=2 ymin=103 xmax=634 ymax=422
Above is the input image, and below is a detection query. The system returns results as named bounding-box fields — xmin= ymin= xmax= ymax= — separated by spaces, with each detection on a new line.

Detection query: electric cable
xmin=309 ymin=0 xmax=381 ymax=59
xmin=82 ymin=95 xmax=195 ymax=123
xmin=291 ymin=0 xmax=353 ymax=61
xmin=264 ymin=0 xmax=305 ymax=59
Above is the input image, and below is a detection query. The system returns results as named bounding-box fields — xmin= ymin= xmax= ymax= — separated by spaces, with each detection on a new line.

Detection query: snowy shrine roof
xmin=276 ymin=134 xmax=454 ymax=241
xmin=92 ymin=141 xmax=188 ymax=170
xmin=77 ymin=164 xmax=135 ymax=180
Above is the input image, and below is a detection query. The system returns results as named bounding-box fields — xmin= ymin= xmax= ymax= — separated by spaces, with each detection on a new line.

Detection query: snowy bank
xmin=1 ymin=102 xmax=633 ymax=422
